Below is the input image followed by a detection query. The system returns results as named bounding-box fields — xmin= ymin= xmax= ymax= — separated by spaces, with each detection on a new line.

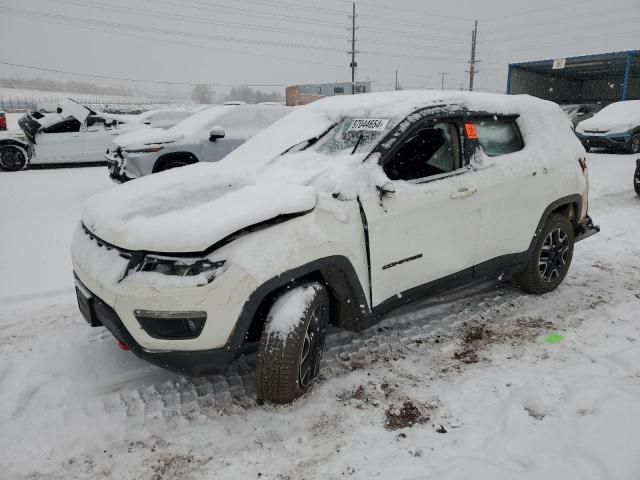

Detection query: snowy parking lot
xmin=1 ymin=154 xmax=639 ymax=479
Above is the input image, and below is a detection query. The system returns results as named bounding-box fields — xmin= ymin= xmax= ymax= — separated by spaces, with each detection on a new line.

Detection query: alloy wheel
xmin=299 ymin=303 xmax=328 ymax=388
xmin=538 ymin=228 xmax=570 ymax=282
xmin=0 ymin=148 xmax=25 ymax=171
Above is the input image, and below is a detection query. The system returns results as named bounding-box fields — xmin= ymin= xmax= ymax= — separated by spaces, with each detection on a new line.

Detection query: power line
xmin=2 ymin=7 xmax=467 ymax=62
xmin=45 ymin=0 xmax=343 ymax=43
xmin=0 ymin=60 xmax=287 ymax=87
xmin=1 ymin=9 xmax=449 ymax=86
xmin=45 ymin=0 xmax=468 ymax=54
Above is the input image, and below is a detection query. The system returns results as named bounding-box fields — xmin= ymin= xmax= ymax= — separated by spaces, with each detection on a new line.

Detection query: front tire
xmin=630 ymin=134 xmax=640 ymax=154
xmin=160 ymin=158 xmax=190 ymax=171
xmin=515 ymin=214 xmax=574 ymax=294
xmin=0 ymin=145 xmax=27 ymax=171
xmin=256 ymin=283 xmax=330 ymax=404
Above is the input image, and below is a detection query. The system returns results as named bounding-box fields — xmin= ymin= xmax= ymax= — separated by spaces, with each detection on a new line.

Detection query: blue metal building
xmin=507 ymin=50 xmax=639 ymax=104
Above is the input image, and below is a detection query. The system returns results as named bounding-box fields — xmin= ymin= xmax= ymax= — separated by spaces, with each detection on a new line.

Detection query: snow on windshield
xmin=167 ymin=105 xmax=228 ymax=135
xmin=311 ymin=116 xmax=398 ymax=156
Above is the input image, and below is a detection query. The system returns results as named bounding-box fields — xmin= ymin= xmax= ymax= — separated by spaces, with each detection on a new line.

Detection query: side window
xmin=475 ymin=120 xmax=523 ymax=157
xmin=86 ymin=116 xmax=105 ymax=128
xmin=384 ymin=123 xmax=460 ymax=181
xmin=43 ymin=118 xmax=81 ymax=134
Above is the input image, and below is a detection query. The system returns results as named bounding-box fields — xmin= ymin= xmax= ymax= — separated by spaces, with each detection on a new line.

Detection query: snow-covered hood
xmin=112 ymin=127 xmax=181 ymax=149
xmin=576 ymin=100 xmax=640 ymax=134
xmin=576 ymin=117 xmax=635 ymax=134
xmin=82 ymin=164 xmax=317 ymax=253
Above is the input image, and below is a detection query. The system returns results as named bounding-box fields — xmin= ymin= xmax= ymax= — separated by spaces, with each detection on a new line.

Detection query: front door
xmin=361 ymin=120 xmax=483 ymax=307
xmin=83 ymin=117 xmax=121 ymax=161
xmin=33 ymin=117 xmax=84 ymax=163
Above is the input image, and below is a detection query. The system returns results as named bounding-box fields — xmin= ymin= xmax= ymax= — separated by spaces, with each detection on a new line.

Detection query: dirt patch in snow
xmin=148 ymin=451 xmax=211 ymax=480
xmin=384 ymin=400 xmax=430 ymax=430
xmin=453 ymin=316 xmax=556 ymax=365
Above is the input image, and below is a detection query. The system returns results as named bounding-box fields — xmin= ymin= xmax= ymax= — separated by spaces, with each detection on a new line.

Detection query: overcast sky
xmin=0 ymin=0 xmax=638 ymax=97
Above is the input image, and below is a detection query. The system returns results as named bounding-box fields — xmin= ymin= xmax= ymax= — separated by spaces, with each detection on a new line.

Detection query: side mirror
xmin=377 ymin=181 xmax=396 ymax=196
xmin=209 ymin=126 xmax=225 ymax=141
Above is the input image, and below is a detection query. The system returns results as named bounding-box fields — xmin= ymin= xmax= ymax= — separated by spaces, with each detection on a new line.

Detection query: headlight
xmin=124 ymin=146 xmax=164 ymax=154
xmin=133 ymin=255 xmax=226 ymax=284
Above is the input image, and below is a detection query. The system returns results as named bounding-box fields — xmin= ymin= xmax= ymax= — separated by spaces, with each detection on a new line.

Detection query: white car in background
xmin=73 ymin=91 xmax=598 ymax=404
xmin=0 ymin=99 xmax=147 ymax=171
xmin=105 ymin=103 xmax=291 ymax=182
xmin=113 ymin=108 xmax=193 ymax=130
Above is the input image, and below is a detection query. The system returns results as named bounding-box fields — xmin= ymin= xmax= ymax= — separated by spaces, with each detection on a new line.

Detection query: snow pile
xmin=576 ymin=100 xmax=640 ymax=133
xmin=265 ymin=284 xmax=320 ymax=339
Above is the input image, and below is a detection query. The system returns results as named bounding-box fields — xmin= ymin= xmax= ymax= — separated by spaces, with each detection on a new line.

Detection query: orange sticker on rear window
xmin=464 ymin=123 xmax=478 ymax=139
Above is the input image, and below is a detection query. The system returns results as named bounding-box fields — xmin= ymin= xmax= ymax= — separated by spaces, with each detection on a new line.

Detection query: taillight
xmin=578 ymin=157 xmax=587 ymax=172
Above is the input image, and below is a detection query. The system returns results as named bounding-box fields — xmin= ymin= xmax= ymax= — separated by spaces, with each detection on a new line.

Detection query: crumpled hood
xmin=112 ymin=127 xmax=183 ymax=149
xmin=82 ymin=162 xmax=317 ymax=253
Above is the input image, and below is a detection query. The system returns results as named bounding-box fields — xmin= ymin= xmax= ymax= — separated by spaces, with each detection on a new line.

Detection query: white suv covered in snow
xmin=105 ymin=103 xmax=290 ymax=182
xmin=72 ymin=91 xmax=598 ymax=404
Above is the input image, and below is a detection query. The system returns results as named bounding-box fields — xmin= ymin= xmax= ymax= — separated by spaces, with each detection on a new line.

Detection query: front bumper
xmin=574 ymin=215 xmax=600 ymax=243
xmin=105 ymin=149 xmax=140 ymax=183
xmin=576 ymin=132 xmax=631 ymax=151
xmin=75 ymin=275 xmax=237 ymax=376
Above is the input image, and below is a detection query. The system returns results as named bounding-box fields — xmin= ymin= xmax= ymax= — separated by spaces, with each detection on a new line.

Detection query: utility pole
xmin=467 ymin=20 xmax=479 ymax=91
xmin=395 ymin=69 xmax=398 ymax=91
xmin=439 ymin=72 xmax=448 ymax=90
xmin=347 ymin=2 xmax=358 ymax=94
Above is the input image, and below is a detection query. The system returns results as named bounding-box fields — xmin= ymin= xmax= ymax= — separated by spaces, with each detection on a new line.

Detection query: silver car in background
xmin=106 ymin=103 xmax=291 ymax=182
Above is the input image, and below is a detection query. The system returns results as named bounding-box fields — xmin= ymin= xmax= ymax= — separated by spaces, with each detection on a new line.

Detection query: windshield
xmin=167 ymin=105 xmax=227 ymax=134
xmin=308 ymin=116 xmax=398 ymax=157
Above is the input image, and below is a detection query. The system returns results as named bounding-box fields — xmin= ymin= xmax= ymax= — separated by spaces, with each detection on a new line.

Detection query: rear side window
xmin=475 ymin=120 xmax=523 ymax=157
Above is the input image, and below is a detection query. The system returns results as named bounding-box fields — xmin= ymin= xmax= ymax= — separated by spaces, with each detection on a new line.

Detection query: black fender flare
xmin=527 ymin=194 xmax=583 ymax=254
xmin=231 ymin=255 xmax=371 ymax=353
xmin=152 ymin=152 xmax=199 ymax=173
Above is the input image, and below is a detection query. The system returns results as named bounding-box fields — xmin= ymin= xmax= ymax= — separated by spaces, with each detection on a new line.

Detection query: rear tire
xmin=515 ymin=214 xmax=574 ymax=294
xmin=256 ymin=283 xmax=329 ymax=404
xmin=0 ymin=145 xmax=27 ymax=171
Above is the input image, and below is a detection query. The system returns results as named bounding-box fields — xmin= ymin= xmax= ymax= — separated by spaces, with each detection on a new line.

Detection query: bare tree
xmin=191 ymin=84 xmax=214 ymax=104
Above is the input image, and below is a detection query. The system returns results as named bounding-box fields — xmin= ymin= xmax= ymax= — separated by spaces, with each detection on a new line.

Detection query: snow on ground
xmin=0 ymin=153 xmax=639 ymax=479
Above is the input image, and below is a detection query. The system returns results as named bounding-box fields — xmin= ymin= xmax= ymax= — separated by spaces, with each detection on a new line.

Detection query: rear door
xmin=361 ymin=117 xmax=482 ymax=307
xmin=467 ymin=116 xmax=556 ymax=274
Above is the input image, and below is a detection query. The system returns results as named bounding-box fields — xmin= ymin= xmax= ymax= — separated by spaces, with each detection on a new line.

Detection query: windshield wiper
xmin=351 ymin=133 xmax=364 ymax=155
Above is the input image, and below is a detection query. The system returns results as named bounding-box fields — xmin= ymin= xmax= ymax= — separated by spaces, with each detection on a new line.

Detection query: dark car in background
xmin=561 ymin=103 xmax=604 ymax=127
xmin=575 ymin=100 xmax=640 ymax=153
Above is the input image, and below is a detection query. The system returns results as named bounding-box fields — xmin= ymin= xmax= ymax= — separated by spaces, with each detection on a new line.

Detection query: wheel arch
xmin=152 ymin=151 xmax=199 ymax=173
xmin=0 ymin=139 xmax=31 ymax=157
xmin=528 ymin=195 xmax=583 ymax=253
xmin=237 ymin=256 xmax=370 ymax=349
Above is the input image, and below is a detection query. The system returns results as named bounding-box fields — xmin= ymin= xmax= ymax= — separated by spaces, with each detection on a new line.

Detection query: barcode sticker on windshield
xmin=348 ymin=118 xmax=389 ymax=132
